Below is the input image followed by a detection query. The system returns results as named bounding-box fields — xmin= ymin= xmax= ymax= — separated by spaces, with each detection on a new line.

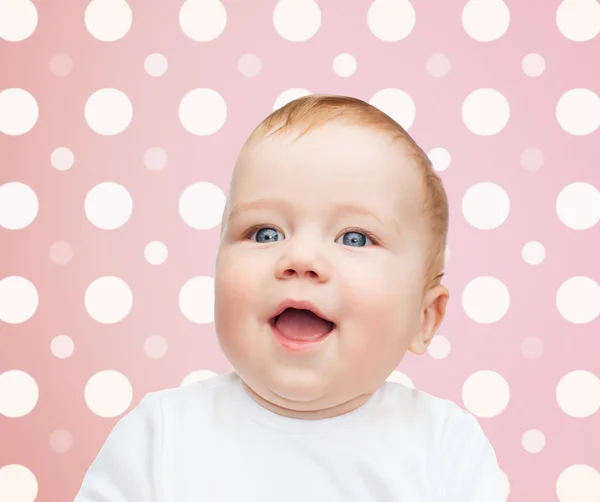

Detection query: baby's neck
xmin=241 ymin=381 xmax=373 ymax=420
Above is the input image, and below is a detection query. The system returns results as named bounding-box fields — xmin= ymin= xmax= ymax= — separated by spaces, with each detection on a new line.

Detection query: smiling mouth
xmin=270 ymin=307 xmax=335 ymax=342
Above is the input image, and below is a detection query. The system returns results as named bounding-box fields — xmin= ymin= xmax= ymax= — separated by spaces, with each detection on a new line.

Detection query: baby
xmin=74 ymin=95 xmax=504 ymax=501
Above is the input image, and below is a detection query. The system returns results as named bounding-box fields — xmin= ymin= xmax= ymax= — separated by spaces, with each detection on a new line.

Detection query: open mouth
xmin=269 ymin=305 xmax=336 ymax=342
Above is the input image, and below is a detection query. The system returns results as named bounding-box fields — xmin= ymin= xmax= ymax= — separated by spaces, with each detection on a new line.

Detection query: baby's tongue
xmin=275 ymin=308 xmax=333 ymax=341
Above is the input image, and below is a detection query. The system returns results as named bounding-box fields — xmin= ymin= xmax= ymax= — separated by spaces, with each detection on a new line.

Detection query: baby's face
xmin=215 ymin=122 xmax=446 ymax=417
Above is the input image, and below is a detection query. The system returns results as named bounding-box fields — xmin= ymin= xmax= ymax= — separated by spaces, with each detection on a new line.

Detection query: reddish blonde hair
xmin=245 ymin=94 xmax=448 ymax=286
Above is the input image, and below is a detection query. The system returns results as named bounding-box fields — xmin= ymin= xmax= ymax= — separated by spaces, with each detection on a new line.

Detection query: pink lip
xmin=270 ymin=323 xmax=334 ymax=352
xmin=269 ymin=299 xmax=335 ymax=353
xmin=270 ymin=299 xmax=332 ymax=323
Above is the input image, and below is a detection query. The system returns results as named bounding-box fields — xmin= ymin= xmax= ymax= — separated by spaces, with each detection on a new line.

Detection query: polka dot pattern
xmin=178 ymin=88 xmax=227 ymax=136
xmin=1 ymin=2 xmax=598 ymax=500
xmin=84 ymin=370 xmax=133 ymax=418
xmin=462 ymin=0 xmax=511 ymax=42
xmin=273 ymin=0 xmax=322 ymax=42
xmin=0 ymin=0 xmax=38 ymax=42
xmin=84 ymin=88 xmax=133 ymax=136
xmin=85 ymin=0 xmax=132 ymax=42
xmin=0 ymin=370 xmax=39 ymax=418
xmin=84 ymin=182 xmax=133 ymax=230
xmin=367 ymin=0 xmax=416 ymax=42
xmin=85 ymin=276 xmax=133 ymax=324
xmin=462 ymin=276 xmax=510 ymax=324
xmin=0 ymin=464 xmax=38 ymax=502
xmin=49 ymin=53 xmax=73 ymax=77
xmin=0 ymin=182 xmax=39 ymax=230
xmin=144 ymin=53 xmax=168 ymax=77
xmin=0 ymin=88 xmax=39 ymax=135
xmin=179 ymin=0 xmax=227 ymax=42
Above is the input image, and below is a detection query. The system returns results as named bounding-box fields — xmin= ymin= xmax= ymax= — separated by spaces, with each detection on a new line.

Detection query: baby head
xmin=214 ymin=95 xmax=449 ymax=419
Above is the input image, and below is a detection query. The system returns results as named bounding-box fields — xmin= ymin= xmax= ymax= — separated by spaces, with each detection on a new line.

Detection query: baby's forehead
xmin=239 ymin=121 xmax=414 ymax=175
xmin=229 ymin=123 xmax=424 ymax=223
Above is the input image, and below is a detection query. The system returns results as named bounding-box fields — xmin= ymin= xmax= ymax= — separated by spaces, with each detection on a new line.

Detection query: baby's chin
xmin=243 ymin=369 xmax=371 ymax=418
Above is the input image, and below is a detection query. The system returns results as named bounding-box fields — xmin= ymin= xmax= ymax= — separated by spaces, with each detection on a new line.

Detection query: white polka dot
xmin=0 ymin=182 xmax=38 ymax=230
xmin=522 ymin=241 xmax=546 ymax=265
xmin=85 ymin=370 xmax=133 ymax=418
xmin=144 ymin=53 xmax=168 ymax=77
xmin=49 ymin=241 xmax=73 ymax=265
xmin=428 ymin=147 xmax=451 ymax=172
xmin=273 ymin=88 xmax=312 ymax=111
xmin=0 ymin=464 xmax=38 ymax=502
xmin=178 ymin=182 xmax=226 ymax=230
xmin=557 ymin=276 xmax=600 ymax=324
xmin=386 ymin=371 xmax=414 ymax=388
xmin=462 ymin=370 xmax=510 ymax=418
xmin=462 ymin=182 xmax=510 ymax=230
xmin=0 ymin=88 xmax=39 ymax=136
xmin=556 ymin=182 xmax=600 ymax=230
xmin=144 ymin=147 xmax=168 ymax=171
xmin=500 ymin=470 xmax=510 ymax=499
xmin=85 ymin=88 xmax=133 ymax=136
xmin=462 ymin=0 xmax=510 ymax=42
xmin=144 ymin=241 xmax=168 ymax=265
xmin=333 ymin=53 xmax=357 ymax=77
xmin=181 ymin=369 xmax=218 ymax=386
xmin=85 ymin=276 xmax=133 ymax=324
xmin=179 ymin=0 xmax=227 ymax=42
xmin=273 ymin=0 xmax=321 ymax=42
xmin=427 ymin=336 xmax=451 ymax=359
xmin=520 ymin=147 xmax=544 ymax=171
xmin=0 ymin=0 xmax=37 ymax=42
xmin=522 ymin=429 xmax=546 ymax=453
xmin=462 ymin=88 xmax=510 ymax=135
xmin=522 ymin=53 xmax=546 ymax=77
xmin=179 ymin=88 xmax=227 ymax=136
xmin=51 ymin=334 xmax=74 ymax=359
xmin=556 ymin=88 xmax=600 ymax=136
xmin=85 ymin=182 xmax=133 ymax=230
xmin=462 ymin=276 xmax=510 ymax=324
xmin=179 ymin=276 xmax=215 ymax=324
xmin=50 ymin=430 xmax=73 ymax=453
xmin=0 ymin=276 xmax=38 ymax=324
xmin=369 ymin=88 xmax=416 ymax=129
xmin=51 ymin=147 xmax=75 ymax=171
xmin=426 ymin=53 xmax=451 ymax=77
xmin=367 ymin=0 xmax=416 ymax=42
xmin=237 ymin=53 xmax=262 ymax=77
xmin=0 ymin=370 xmax=38 ymax=418
xmin=556 ymin=0 xmax=600 ymax=42
xmin=85 ymin=0 xmax=132 ymax=42
xmin=49 ymin=53 xmax=73 ymax=77
xmin=557 ymin=464 xmax=600 ymax=502
xmin=557 ymin=370 xmax=600 ymax=418
xmin=144 ymin=335 xmax=168 ymax=359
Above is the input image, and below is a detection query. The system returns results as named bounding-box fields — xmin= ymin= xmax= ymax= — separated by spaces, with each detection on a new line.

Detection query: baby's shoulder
xmin=377 ymin=381 xmax=480 ymax=439
xmin=145 ymin=372 xmax=238 ymax=416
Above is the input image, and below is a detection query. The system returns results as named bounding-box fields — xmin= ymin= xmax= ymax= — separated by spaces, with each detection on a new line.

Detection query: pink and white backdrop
xmin=1 ymin=0 xmax=599 ymax=500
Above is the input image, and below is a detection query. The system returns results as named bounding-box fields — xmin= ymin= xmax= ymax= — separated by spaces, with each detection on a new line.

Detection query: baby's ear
xmin=409 ymin=284 xmax=449 ymax=355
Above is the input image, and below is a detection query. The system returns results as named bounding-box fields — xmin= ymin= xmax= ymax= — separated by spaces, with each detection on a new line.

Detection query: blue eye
xmin=251 ymin=227 xmax=284 ymax=243
xmin=336 ymin=231 xmax=373 ymax=247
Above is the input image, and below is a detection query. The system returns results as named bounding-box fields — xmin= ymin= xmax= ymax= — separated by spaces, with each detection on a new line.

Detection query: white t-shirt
xmin=74 ymin=372 xmax=504 ymax=501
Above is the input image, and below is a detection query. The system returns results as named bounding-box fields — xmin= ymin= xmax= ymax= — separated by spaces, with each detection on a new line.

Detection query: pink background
xmin=1 ymin=0 xmax=600 ymax=500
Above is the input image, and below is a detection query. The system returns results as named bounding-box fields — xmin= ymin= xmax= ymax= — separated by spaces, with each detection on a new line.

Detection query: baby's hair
xmin=245 ymin=94 xmax=449 ymax=289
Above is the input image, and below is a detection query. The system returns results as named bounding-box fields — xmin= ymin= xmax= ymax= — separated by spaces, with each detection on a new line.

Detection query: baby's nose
xmin=274 ymin=248 xmax=331 ymax=284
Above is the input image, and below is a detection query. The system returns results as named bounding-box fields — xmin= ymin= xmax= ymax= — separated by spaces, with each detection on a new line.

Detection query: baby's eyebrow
xmin=228 ymin=198 xmax=386 ymax=226
xmin=228 ymin=198 xmax=293 ymax=222
xmin=329 ymin=202 xmax=385 ymax=226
